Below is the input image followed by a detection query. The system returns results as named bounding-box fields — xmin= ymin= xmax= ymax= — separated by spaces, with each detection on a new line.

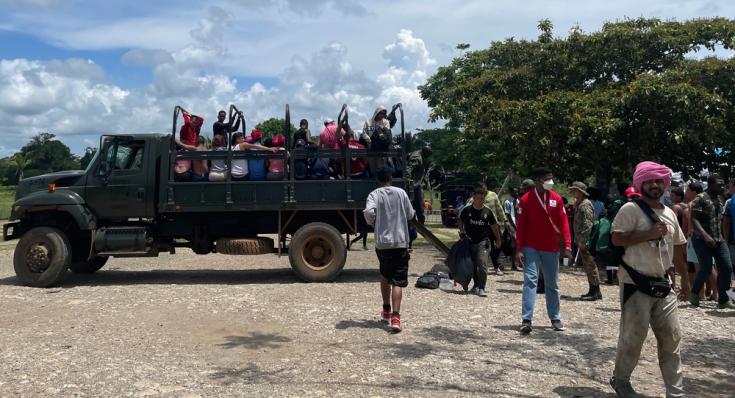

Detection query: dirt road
xmin=0 ymin=247 xmax=732 ymax=397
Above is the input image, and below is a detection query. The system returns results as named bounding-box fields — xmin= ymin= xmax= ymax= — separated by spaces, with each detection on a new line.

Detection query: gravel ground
xmin=0 ymin=244 xmax=733 ymax=398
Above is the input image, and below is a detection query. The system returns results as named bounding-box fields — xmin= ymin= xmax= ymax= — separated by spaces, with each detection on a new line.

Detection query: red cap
xmin=272 ymin=134 xmax=285 ymax=147
xmin=251 ymin=129 xmax=262 ymax=141
xmin=625 ymin=186 xmax=641 ymax=198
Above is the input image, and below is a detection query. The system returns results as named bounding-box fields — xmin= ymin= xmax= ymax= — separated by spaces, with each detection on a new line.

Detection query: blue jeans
xmin=522 ymin=247 xmax=561 ymax=322
xmin=691 ymin=237 xmax=733 ymax=305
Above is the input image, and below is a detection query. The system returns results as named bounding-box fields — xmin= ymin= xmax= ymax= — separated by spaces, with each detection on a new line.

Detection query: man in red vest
xmin=515 ymin=166 xmax=571 ymax=335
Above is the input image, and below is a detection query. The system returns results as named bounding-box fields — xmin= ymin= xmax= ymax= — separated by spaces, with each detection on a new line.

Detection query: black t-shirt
xmin=460 ymin=205 xmax=497 ymax=243
xmin=293 ymin=128 xmax=309 ymax=147
xmin=213 ymin=118 xmax=241 ymax=137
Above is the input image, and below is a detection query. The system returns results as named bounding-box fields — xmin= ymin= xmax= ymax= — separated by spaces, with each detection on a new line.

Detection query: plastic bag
xmin=446 ymin=239 xmax=474 ymax=290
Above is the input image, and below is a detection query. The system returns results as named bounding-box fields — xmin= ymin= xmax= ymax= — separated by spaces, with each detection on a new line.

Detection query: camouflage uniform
xmin=574 ymin=198 xmax=600 ymax=285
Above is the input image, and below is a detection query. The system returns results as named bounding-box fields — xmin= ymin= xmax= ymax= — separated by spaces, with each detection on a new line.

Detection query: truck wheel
xmin=13 ymin=227 xmax=72 ymax=287
xmin=216 ymin=237 xmax=274 ymax=255
xmin=69 ymin=257 xmax=108 ymax=274
xmin=289 ymin=222 xmax=346 ymax=282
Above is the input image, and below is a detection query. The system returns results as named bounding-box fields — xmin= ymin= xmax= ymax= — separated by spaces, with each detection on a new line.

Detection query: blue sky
xmin=0 ymin=0 xmax=733 ymax=157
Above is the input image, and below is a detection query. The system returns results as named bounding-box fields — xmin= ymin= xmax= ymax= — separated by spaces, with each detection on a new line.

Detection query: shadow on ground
xmin=218 ymin=332 xmax=292 ymax=350
xmin=0 ymin=268 xmax=382 ymax=287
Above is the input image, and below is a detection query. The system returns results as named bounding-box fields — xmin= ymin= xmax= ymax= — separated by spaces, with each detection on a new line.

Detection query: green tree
xmin=255 ymin=118 xmax=297 ymax=140
xmin=11 ymin=153 xmax=31 ymax=181
xmin=19 ymin=133 xmax=81 ymax=174
xmin=419 ymin=17 xmax=735 ymax=184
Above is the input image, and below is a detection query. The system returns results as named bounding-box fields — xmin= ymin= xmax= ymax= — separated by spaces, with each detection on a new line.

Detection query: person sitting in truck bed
xmin=230 ymin=132 xmax=249 ymax=181
xmin=180 ymin=111 xmax=203 ymax=146
xmin=248 ymin=129 xmax=267 ymax=181
xmin=176 ymin=136 xmax=209 ymax=182
xmin=209 ymin=134 xmax=228 ymax=181
xmin=336 ymin=119 xmax=367 ymax=179
xmin=212 ymin=109 xmax=242 ymax=142
xmin=266 ymin=134 xmax=286 ymax=181
xmin=293 ymin=119 xmax=311 ymax=148
xmin=319 ymin=118 xmax=339 ymax=149
xmin=174 ymin=139 xmax=194 ymax=182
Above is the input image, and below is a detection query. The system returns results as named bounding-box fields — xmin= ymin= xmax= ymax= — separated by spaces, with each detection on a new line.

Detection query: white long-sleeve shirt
xmin=363 ymin=186 xmax=415 ymax=250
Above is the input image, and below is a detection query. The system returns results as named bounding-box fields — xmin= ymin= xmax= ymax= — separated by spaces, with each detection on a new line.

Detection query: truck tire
xmin=13 ymin=227 xmax=72 ymax=288
xmin=216 ymin=238 xmax=274 ymax=255
xmin=289 ymin=222 xmax=346 ymax=282
xmin=69 ymin=257 xmax=109 ymax=274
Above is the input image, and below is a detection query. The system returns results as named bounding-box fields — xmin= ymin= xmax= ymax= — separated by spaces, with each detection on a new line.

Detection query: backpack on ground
xmin=415 ymin=271 xmax=450 ymax=289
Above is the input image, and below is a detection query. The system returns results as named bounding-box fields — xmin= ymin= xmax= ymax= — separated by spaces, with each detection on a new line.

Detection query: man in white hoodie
xmin=364 ymin=167 xmax=415 ymax=332
xmin=363 ymin=105 xmax=398 ymax=177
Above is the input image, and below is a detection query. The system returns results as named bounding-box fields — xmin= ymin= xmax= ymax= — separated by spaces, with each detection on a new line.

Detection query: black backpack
xmin=415 ymin=271 xmax=449 ymax=289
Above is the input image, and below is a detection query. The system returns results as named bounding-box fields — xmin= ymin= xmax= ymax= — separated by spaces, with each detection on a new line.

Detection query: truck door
xmin=85 ymin=136 xmax=150 ymax=219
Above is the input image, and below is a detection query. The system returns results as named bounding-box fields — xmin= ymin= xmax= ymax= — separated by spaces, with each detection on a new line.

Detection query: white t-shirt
xmin=210 ymin=146 xmax=228 ymax=173
xmin=231 ymin=144 xmax=249 ymax=177
xmin=611 ymin=202 xmax=686 ymax=284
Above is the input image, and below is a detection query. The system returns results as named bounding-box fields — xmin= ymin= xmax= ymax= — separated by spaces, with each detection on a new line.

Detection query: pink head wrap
xmin=633 ymin=161 xmax=672 ymax=192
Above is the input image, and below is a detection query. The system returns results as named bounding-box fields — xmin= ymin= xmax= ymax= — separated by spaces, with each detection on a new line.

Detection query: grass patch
xmin=0 ymin=186 xmax=15 ymax=220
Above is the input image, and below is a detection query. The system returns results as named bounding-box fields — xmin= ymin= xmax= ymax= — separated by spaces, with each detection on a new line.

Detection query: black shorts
xmin=376 ymin=248 xmax=410 ymax=287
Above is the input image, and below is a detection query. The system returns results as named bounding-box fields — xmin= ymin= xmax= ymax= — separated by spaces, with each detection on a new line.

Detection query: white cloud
xmin=0 ymin=8 xmax=437 ymax=156
xmin=121 ymin=49 xmax=174 ymax=66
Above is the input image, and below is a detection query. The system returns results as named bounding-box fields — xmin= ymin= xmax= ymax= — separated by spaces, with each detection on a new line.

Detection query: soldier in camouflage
xmin=569 ymin=182 xmax=602 ymax=301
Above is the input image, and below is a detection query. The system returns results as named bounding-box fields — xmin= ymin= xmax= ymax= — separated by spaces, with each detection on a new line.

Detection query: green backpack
xmin=593 ymin=218 xmax=612 ymax=254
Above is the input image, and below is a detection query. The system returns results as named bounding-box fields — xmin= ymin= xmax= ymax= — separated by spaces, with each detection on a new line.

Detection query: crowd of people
xmin=364 ymin=160 xmax=734 ymax=398
xmin=173 ymin=105 xmax=417 ymax=183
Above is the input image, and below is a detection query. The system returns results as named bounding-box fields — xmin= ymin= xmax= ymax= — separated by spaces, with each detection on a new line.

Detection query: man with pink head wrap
xmin=609 ymin=160 xmax=690 ymax=398
xmin=632 ymin=161 xmax=672 ymax=193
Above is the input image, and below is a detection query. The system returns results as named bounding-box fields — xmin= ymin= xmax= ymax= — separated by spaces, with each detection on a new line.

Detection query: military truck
xmin=4 ymin=104 xmax=444 ymax=287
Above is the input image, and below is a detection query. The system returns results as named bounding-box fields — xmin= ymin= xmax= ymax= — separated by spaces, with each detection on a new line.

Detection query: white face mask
xmin=543 ymin=179 xmax=554 ymax=191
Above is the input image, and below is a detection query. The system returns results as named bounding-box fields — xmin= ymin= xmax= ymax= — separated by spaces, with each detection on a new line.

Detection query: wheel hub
xmin=26 ymin=243 xmax=51 ymax=273
xmin=302 ymin=236 xmax=335 ymax=270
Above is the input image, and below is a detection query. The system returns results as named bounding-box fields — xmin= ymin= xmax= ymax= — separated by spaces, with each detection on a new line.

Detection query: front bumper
xmin=3 ymin=222 xmax=20 ymax=241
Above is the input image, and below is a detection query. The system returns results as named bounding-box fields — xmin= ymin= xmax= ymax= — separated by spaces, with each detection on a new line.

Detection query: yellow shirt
xmin=611 ymin=202 xmax=685 ymax=284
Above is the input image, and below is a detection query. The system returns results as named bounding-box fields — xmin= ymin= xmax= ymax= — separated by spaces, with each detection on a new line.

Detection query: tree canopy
xmin=254 ymin=118 xmax=297 ymax=139
xmin=419 ymin=17 xmax=735 ymax=184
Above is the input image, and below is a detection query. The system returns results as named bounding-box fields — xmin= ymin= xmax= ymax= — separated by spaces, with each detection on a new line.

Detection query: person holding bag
xmin=515 ymin=167 xmax=572 ymax=335
xmin=609 ymin=161 xmax=690 ymax=398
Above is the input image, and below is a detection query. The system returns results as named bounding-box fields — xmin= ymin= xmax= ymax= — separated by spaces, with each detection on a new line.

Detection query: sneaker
xmin=390 ymin=314 xmax=401 ymax=332
xmin=717 ymin=300 xmax=735 ymax=310
xmin=551 ymin=320 xmax=566 ymax=331
xmin=478 ymin=289 xmax=487 ymax=297
xmin=609 ymin=376 xmax=637 ymax=398
xmin=520 ymin=320 xmax=532 ymax=335
xmin=495 ymin=269 xmax=505 ymax=276
xmin=689 ymin=295 xmax=700 ymax=308
xmin=381 ymin=309 xmax=391 ymax=323
xmin=469 ymin=286 xmax=479 ymax=295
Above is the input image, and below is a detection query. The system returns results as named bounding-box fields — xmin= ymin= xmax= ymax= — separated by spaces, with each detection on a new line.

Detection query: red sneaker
xmin=390 ymin=314 xmax=401 ymax=332
xmin=381 ymin=309 xmax=391 ymax=323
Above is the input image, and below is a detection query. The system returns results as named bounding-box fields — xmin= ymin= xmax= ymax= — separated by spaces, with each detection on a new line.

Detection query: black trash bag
xmin=446 ymin=239 xmax=473 ymax=290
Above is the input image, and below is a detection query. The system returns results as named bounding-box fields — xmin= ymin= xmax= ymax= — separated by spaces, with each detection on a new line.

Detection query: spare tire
xmin=216 ymin=237 xmax=274 ymax=255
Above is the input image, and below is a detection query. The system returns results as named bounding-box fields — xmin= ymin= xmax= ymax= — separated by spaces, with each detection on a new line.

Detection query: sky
xmin=0 ymin=0 xmax=733 ymax=157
